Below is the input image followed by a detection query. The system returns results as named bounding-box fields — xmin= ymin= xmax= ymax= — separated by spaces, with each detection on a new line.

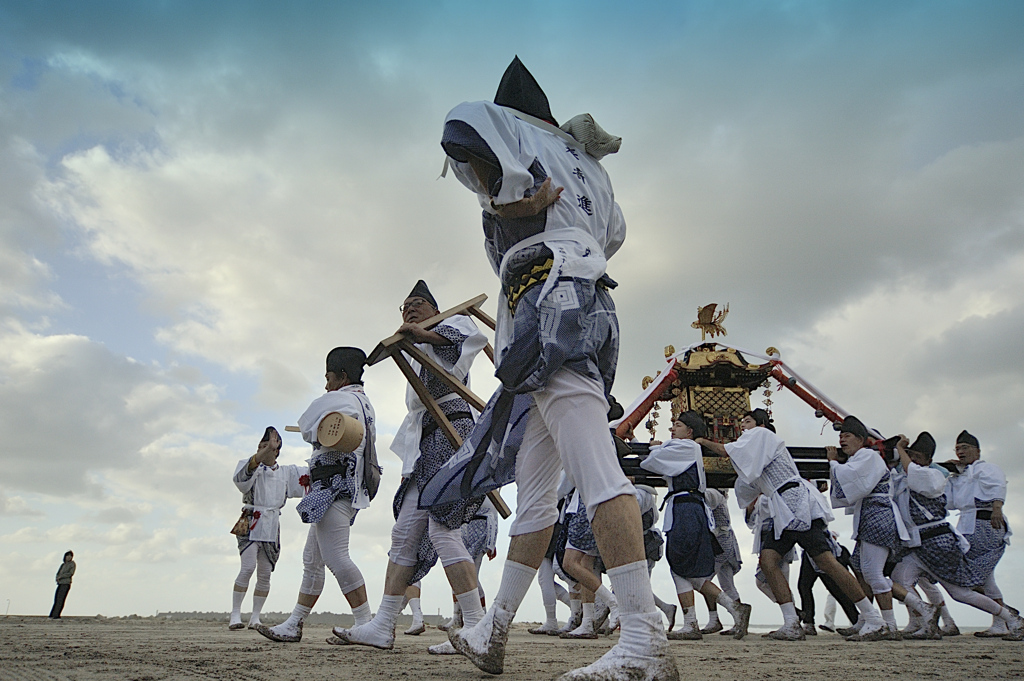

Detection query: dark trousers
xmin=49 ymin=584 xmax=71 ymax=618
xmin=797 ymin=547 xmax=859 ymax=625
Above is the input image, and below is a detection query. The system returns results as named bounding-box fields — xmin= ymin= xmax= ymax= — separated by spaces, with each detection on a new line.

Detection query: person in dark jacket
xmin=49 ymin=550 xmax=76 ymax=618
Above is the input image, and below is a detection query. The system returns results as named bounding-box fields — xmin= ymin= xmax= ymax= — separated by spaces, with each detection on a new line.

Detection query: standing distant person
xmin=49 ymin=551 xmax=75 ymax=619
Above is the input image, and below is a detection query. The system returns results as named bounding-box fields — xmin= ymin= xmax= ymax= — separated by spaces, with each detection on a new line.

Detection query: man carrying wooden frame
xmin=333 ymin=281 xmax=498 ymax=653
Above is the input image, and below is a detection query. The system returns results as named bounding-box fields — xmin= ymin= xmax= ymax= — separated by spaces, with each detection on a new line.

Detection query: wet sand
xmin=1 ymin=616 xmax=1021 ymax=680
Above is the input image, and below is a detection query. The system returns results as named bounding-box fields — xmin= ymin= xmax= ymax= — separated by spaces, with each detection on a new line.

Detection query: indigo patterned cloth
xmin=295 ymin=451 xmax=358 ymax=525
xmin=419 ymin=274 xmax=618 ymax=510
xmin=963 ymin=502 xmax=1008 ymax=578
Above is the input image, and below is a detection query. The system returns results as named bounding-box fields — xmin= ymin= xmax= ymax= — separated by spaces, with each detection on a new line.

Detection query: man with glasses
xmin=945 ymin=430 xmax=1016 ymax=638
xmin=334 ymin=280 xmax=489 ymax=654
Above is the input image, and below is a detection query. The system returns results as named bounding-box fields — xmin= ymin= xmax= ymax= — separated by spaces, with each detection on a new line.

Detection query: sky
xmin=1 ymin=0 xmax=1022 ymax=628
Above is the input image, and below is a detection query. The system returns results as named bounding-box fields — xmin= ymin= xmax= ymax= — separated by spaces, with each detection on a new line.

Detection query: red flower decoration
xmin=299 ymin=474 xmax=311 ymax=493
xmin=251 ymin=510 xmax=261 ymax=529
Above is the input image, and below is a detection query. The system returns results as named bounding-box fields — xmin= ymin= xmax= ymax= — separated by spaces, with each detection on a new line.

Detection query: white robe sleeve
xmin=737 ymin=475 xmax=761 ymax=518
xmin=975 ymin=462 xmax=1007 ymax=502
xmin=297 ymin=391 xmax=362 ymax=448
xmin=233 ymin=458 xmax=256 ymax=494
xmin=604 ymin=201 xmax=626 ymax=260
xmin=724 ymin=428 xmax=783 ymax=484
xmin=284 ymin=464 xmax=309 ymax=499
xmin=704 ymin=488 xmax=726 ymax=511
xmin=906 ymin=462 xmax=947 ymax=498
xmin=829 ymin=448 xmax=887 ymax=506
xmin=639 ymin=439 xmax=702 ymax=477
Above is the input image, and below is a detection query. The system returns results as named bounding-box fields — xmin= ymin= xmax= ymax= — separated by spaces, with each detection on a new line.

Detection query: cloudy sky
xmin=1 ymin=1 xmax=1022 ymax=627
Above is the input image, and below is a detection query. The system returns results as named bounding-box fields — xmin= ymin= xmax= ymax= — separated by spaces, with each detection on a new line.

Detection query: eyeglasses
xmin=399 ymin=298 xmax=431 ymax=313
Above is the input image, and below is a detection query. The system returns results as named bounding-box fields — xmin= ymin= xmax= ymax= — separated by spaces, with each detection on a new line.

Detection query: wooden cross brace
xmin=368 ymin=294 xmax=511 ymax=519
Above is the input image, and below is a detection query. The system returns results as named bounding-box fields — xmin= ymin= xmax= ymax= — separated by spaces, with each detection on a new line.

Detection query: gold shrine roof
xmin=653 ymin=344 xmax=772 ymax=397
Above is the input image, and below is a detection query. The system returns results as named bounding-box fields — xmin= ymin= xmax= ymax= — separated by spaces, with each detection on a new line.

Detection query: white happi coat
xmin=390 ymin=314 xmax=488 ymax=477
xmin=443 ymin=101 xmax=626 ymax=357
xmin=233 ymin=460 xmax=308 ymax=543
xmin=946 ymin=459 xmax=1011 ymax=542
xmin=297 ymin=385 xmax=375 ymax=510
xmin=830 ymin=447 xmax=908 ymax=543
xmin=639 ymin=438 xmax=712 ymax=532
xmin=726 ymin=427 xmax=832 ymax=540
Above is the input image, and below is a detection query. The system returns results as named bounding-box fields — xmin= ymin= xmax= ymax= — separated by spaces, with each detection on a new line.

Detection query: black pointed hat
xmin=494 ymin=56 xmax=558 ymax=126
xmin=676 ymin=410 xmax=708 ymax=439
xmin=406 ymin=280 xmax=438 ymax=310
xmin=907 ymin=432 xmax=936 ymax=459
xmin=746 ymin=408 xmax=776 ymax=433
xmin=326 ymin=346 xmax=367 ymax=384
xmin=956 ymin=430 xmax=980 ymax=448
xmin=839 ymin=415 xmax=870 ymax=439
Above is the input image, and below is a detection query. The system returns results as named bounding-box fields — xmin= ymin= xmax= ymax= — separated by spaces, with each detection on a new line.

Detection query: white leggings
xmin=893 ymin=554 xmax=1003 ymax=616
xmin=300 ymin=498 xmax=364 ymax=596
xmin=671 ymin=572 xmax=709 ymax=595
xmin=235 ymin=543 xmax=272 ymax=592
xmin=918 ymin=579 xmax=944 ymax=605
xmin=390 ymin=484 xmax=472 ymax=569
xmin=510 ymin=369 xmax=635 ymax=536
xmin=857 ymin=542 xmax=892 ymax=594
xmin=983 ymin=572 xmax=1003 ymax=600
xmin=716 ymin=564 xmax=740 ymax=602
xmin=538 ymin=556 xmax=570 ymax=607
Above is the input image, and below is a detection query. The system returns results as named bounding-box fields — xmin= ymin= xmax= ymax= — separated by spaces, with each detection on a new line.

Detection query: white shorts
xmin=509 ymin=368 xmax=635 ymax=537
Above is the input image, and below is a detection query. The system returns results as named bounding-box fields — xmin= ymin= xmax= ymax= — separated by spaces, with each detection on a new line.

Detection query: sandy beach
xmin=2 ymin=616 xmax=1021 ymax=680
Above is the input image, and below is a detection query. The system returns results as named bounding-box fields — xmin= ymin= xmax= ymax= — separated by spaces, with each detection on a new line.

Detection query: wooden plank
xmin=367 ymin=294 xmax=488 ymax=365
xmin=392 ymin=352 xmax=510 ymax=518
xmin=488 ymin=488 xmax=512 ymax=519
xmin=398 ymin=340 xmax=487 ymax=412
xmin=392 ymin=352 xmax=463 ymax=447
xmin=467 ymin=305 xmax=497 ymax=330
xmin=284 ymin=426 xmax=301 ymax=433
xmin=483 ymin=343 xmax=494 ymax=364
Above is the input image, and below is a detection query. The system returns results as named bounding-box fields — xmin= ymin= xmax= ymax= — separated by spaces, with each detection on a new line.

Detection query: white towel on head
xmin=560 ymin=113 xmax=622 ymax=160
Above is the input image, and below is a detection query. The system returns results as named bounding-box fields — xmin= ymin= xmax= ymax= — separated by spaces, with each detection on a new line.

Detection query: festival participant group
xmin=224 ymin=58 xmax=1020 ymax=681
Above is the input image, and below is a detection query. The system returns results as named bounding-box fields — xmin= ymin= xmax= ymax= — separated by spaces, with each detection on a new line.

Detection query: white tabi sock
xmin=231 ymin=590 xmax=245 ymax=619
xmin=997 ymin=607 xmax=1016 ymax=623
xmin=457 ymin=589 xmax=485 ymax=628
xmin=409 ymin=597 xmax=422 ymax=623
xmin=555 ymin=582 xmax=571 ymax=607
xmin=706 ymin=610 xmax=720 ymax=626
xmin=606 ymin=560 xmax=666 ymax=656
xmin=595 ymin=584 xmax=619 ymax=623
xmin=605 ymin=560 xmax=657 ymax=617
xmin=881 ymin=608 xmax=897 ymax=627
xmin=367 ymin=594 xmax=404 ymax=635
xmin=780 ymin=601 xmax=799 ymax=626
xmin=855 ymin=598 xmax=883 ymax=625
xmin=493 ymin=560 xmax=537 ymax=614
xmin=716 ymin=592 xmax=741 ymax=619
xmin=581 ymin=602 xmax=595 ymax=627
xmin=595 ymin=584 xmax=616 ymax=608
xmin=280 ymin=603 xmax=311 ymax=630
xmin=570 ymin=598 xmax=582 ymax=620
xmin=544 ymin=600 xmax=558 ymax=625
xmin=683 ymin=606 xmax=696 ymax=626
xmin=352 ymin=601 xmax=372 ymax=626
xmin=940 ymin=604 xmax=955 ymax=626
xmin=903 ymin=592 xmax=925 ymax=616
xmin=250 ymin=595 xmax=267 ymax=621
